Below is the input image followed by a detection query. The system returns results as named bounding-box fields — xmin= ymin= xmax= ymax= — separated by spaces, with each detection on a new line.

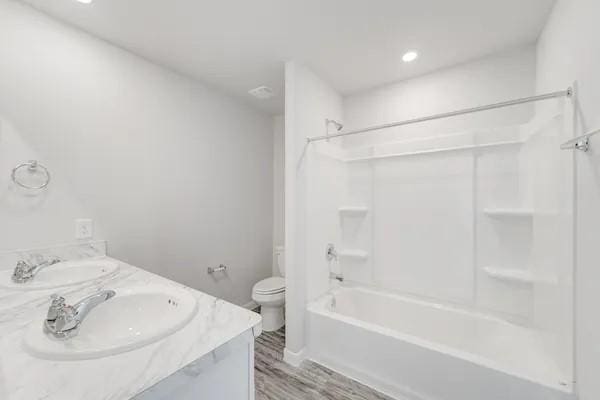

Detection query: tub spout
xmin=329 ymin=272 xmax=344 ymax=282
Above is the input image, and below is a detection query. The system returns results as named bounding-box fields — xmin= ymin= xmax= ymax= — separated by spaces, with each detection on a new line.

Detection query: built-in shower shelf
xmin=483 ymin=208 xmax=534 ymax=218
xmin=483 ymin=267 xmax=558 ymax=285
xmin=483 ymin=266 xmax=534 ymax=284
xmin=338 ymin=206 xmax=369 ymax=217
xmin=338 ymin=249 xmax=369 ymax=261
xmin=483 ymin=266 xmax=558 ymax=286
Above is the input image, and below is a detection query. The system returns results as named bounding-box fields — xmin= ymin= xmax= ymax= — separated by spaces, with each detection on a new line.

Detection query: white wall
xmin=0 ymin=118 xmax=97 ymax=247
xmin=0 ymin=0 xmax=273 ymax=307
xmin=536 ymin=0 xmax=600 ymax=398
xmin=284 ymin=61 xmax=343 ymax=361
xmin=272 ymin=115 xmax=285 ymax=275
xmin=343 ymin=46 xmax=537 ymax=146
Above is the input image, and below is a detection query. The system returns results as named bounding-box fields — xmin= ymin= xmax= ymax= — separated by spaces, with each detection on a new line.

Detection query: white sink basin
xmin=0 ymin=259 xmax=119 ymax=291
xmin=23 ymin=284 xmax=198 ymax=360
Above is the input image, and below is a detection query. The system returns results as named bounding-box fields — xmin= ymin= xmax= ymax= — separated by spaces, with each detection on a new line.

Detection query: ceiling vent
xmin=248 ymin=86 xmax=275 ymax=100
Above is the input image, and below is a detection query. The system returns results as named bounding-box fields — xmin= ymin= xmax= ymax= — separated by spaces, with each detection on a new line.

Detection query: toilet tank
xmin=275 ymin=246 xmax=285 ymax=277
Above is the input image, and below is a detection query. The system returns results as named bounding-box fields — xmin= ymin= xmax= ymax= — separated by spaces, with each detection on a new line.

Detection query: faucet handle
xmin=15 ymin=260 xmax=31 ymax=270
xmin=54 ymin=305 xmax=77 ymax=332
xmin=11 ymin=261 xmax=33 ymax=283
xmin=326 ymin=243 xmax=338 ymax=261
xmin=47 ymin=294 xmax=66 ymax=321
xmin=50 ymin=294 xmax=65 ymax=306
xmin=47 ymin=256 xmax=61 ymax=265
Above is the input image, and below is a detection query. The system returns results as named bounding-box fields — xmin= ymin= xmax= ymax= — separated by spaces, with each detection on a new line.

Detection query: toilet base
xmin=260 ymin=305 xmax=284 ymax=332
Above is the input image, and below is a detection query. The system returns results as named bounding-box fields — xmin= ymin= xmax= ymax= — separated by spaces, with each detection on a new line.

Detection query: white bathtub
xmin=307 ymin=286 xmax=574 ymax=400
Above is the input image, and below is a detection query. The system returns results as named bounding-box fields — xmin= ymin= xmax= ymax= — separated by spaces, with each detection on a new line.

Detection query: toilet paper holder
xmin=207 ymin=264 xmax=227 ymax=274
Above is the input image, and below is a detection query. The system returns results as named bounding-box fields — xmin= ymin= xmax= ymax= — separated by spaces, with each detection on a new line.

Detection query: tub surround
xmin=0 ymin=244 xmax=262 ymax=400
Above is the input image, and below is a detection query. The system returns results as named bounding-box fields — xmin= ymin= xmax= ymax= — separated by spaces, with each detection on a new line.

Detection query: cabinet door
xmin=135 ymin=330 xmax=255 ymax=400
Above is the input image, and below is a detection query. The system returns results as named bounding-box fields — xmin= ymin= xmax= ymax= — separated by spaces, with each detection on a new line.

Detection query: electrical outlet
xmin=75 ymin=218 xmax=93 ymax=240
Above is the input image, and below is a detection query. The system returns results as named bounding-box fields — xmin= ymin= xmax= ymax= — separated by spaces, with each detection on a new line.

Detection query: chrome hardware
xmin=47 ymin=294 xmax=66 ymax=321
xmin=11 ymin=160 xmax=51 ymax=190
xmin=574 ymin=137 xmax=589 ymax=152
xmin=561 ymin=128 xmax=600 ymax=152
xmin=208 ymin=264 xmax=227 ymax=274
xmin=326 ymin=118 xmax=344 ymax=132
xmin=308 ymin=88 xmax=572 ymax=143
xmin=326 ymin=243 xmax=338 ymax=262
xmin=44 ymin=290 xmax=116 ymax=340
xmin=12 ymin=256 xmax=61 ymax=283
xmin=326 ymin=244 xmax=343 ymax=281
xmin=329 ymin=272 xmax=344 ymax=282
xmin=322 ymin=119 xmax=345 ymax=142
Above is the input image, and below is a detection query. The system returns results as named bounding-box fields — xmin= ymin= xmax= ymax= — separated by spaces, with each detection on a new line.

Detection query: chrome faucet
xmin=325 ymin=244 xmax=343 ymax=282
xmin=12 ymin=256 xmax=61 ymax=283
xmin=44 ymin=290 xmax=116 ymax=340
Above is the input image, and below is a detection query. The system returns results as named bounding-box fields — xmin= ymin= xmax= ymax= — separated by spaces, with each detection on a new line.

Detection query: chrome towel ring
xmin=11 ymin=160 xmax=51 ymax=190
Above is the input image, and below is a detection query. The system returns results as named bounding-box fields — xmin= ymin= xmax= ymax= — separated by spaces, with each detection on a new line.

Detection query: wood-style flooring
xmin=255 ymin=327 xmax=395 ymax=400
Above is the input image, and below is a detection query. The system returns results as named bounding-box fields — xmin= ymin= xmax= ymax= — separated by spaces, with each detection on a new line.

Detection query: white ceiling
xmin=21 ymin=0 xmax=556 ymax=115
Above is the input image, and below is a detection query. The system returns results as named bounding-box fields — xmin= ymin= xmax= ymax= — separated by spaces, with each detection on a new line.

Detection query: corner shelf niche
xmin=483 ymin=266 xmax=534 ymax=285
xmin=483 ymin=208 xmax=534 ymax=218
xmin=483 ymin=266 xmax=558 ymax=286
xmin=339 ymin=206 xmax=369 ymax=217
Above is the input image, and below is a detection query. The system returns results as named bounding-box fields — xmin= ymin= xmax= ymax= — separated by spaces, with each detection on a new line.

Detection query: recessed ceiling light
xmin=76 ymin=0 xmax=93 ymax=4
xmin=402 ymin=51 xmax=418 ymax=63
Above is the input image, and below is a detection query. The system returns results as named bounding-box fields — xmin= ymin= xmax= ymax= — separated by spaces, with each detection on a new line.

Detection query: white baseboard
xmin=283 ymin=347 xmax=307 ymax=367
xmin=242 ymin=300 xmax=259 ymax=311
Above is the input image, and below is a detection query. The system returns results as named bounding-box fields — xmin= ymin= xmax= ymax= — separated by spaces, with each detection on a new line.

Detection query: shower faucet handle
xmin=326 ymin=244 xmax=338 ymax=261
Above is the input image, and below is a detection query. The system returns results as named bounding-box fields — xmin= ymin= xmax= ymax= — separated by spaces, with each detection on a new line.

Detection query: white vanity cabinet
xmin=135 ymin=329 xmax=258 ymax=400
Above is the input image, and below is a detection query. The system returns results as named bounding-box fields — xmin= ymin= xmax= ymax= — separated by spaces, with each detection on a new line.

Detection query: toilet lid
xmin=254 ymin=277 xmax=285 ymax=294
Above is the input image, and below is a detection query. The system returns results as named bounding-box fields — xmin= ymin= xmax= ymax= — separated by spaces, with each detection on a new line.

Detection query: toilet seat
xmin=253 ymin=277 xmax=285 ymax=295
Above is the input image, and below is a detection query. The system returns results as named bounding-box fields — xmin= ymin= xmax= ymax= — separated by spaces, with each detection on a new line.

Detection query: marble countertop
xmin=0 ymin=256 xmax=262 ymax=400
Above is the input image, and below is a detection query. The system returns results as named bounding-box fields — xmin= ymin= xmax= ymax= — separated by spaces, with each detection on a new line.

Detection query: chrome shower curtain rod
xmin=307 ymin=88 xmax=573 ymax=143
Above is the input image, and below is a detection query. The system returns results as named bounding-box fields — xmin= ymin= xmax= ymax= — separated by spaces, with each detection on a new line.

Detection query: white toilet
xmin=252 ymin=246 xmax=285 ymax=332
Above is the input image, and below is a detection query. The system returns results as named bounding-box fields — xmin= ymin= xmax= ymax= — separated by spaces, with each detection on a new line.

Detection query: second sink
xmin=0 ymin=259 xmax=119 ymax=291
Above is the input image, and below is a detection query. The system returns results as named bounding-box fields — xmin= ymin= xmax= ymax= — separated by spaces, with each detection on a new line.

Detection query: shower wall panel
xmin=372 ymin=152 xmax=475 ymax=303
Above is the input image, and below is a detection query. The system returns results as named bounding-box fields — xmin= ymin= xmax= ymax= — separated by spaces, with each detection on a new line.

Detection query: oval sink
xmin=23 ymin=284 xmax=198 ymax=360
xmin=0 ymin=259 xmax=119 ymax=291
